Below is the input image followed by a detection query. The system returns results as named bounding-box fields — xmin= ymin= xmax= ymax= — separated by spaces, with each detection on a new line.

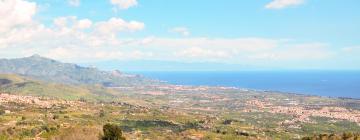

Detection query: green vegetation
xmin=302 ymin=132 xmax=360 ymax=140
xmin=0 ymin=74 xmax=115 ymax=101
xmin=0 ymin=55 xmax=161 ymax=87
xmin=0 ymin=66 xmax=359 ymax=139
xmin=101 ymin=124 xmax=126 ymax=140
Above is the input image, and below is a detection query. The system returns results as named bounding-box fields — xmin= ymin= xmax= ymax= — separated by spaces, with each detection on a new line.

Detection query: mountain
xmin=82 ymin=60 xmax=261 ymax=71
xmin=0 ymin=55 xmax=161 ymax=87
xmin=0 ymin=74 xmax=116 ymax=101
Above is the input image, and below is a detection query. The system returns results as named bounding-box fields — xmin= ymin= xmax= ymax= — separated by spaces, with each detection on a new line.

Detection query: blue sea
xmin=134 ymin=71 xmax=360 ymax=99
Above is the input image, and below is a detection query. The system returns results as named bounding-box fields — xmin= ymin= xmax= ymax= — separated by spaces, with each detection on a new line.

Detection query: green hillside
xmin=0 ymin=55 xmax=162 ymax=87
xmin=0 ymin=74 xmax=116 ymax=101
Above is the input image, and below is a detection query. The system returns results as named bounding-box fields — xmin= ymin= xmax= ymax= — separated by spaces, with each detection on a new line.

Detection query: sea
xmin=134 ymin=71 xmax=360 ymax=99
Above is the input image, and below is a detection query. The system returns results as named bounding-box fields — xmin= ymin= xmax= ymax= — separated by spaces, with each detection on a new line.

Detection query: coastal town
xmin=0 ymin=93 xmax=83 ymax=109
xmin=245 ymin=99 xmax=360 ymax=125
xmin=1 ymin=83 xmax=360 ymax=139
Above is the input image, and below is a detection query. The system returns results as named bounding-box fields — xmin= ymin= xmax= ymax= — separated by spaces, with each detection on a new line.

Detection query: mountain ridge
xmin=0 ymin=55 xmax=161 ymax=87
xmin=0 ymin=73 xmax=116 ymax=101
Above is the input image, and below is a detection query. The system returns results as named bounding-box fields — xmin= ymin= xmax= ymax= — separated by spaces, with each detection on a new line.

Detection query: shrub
xmin=101 ymin=124 xmax=126 ymax=140
xmin=6 ymin=127 xmax=15 ymax=135
xmin=302 ymin=132 xmax=360 ymax=140
xmin=0 ymin=109 xmax=5 ymax=115
xmin=31 ymin=128 xmax=40 ymax=136
xmin=41 ymin=125 xmax=50 ymax=132
xmin=20 ymin=129 xmax=32 ymax=137
xmin=99 ymin=110 xmax=105 ymax=118
xmin=50 ymin=127 xmax=57 ymax=131
xmin=223 ymin=119 xmax=235 ymax=125
xmin=53 ymin=115 xmax=60 ymax=120
xmin=185 ymin=121 xmax=201 ymax=129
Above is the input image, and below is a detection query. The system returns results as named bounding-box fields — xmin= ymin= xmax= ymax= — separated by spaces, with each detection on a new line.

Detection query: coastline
xmin=134 ymin=70 xmax=360 ymax=99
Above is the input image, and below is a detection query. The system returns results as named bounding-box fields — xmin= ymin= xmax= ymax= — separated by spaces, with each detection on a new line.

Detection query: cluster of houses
xmin=0 ymin=93 xmax=81 ymax=109
xmin=245 ymin=99 xmax=360 ymax=125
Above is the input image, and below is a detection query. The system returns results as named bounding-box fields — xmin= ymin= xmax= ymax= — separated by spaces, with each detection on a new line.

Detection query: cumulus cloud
xmin=53 ymin=16 xmax=92 ymax=29
xmin=0 ymin=0 xmax=336 ymax=66
xmin=0 ymin=0 xmax=37 ymax=33
xmin=0 ymin=0 xmax=146 ymax=59
xmin=0 ymin=0 xmax=43 ymax=49
xmin=1 ymin=14 xmax=144 ymax=48
xmin=46 ymin=47 xmax=77 ymax=59
xmin=110 ymin=0 xmax=137 ymax=9
xmin=76 ymin=19 xmax=92 ymax=29
xmin=68 ymin=0 xmax=80 ymax=7
xmin=136 ymin=38 xmax=332 ymax=62
xmin=94 ymin=18 xmax=144 ymax=35
xmin=0 ymin=1 xmax=148 ymax=61
xmin=170 ymin=27 xmax=190 ymax=36
xmin=265 ymin=0 xmax=304 ymax=9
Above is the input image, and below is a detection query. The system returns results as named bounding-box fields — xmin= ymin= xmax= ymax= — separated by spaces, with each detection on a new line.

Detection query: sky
xmin=0 ymin=0 xmax=360 ymax=70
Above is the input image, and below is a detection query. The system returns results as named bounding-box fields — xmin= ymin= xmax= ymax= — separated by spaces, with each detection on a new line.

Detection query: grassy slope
xmin=0 ymin=74 xmax=116 ymax=101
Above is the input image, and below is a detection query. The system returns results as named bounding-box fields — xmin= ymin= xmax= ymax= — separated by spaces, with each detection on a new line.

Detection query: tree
xmin=101 ymin=124 xmax=125 ymax=140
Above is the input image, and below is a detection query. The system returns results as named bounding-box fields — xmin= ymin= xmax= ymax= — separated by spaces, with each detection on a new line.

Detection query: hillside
xmin=0 ymin=55 xmax=161 ymax=87
xmin=0 ymin=74 xmax=116 ymax=101
xmin=1 ymin=79 xmax=360 ymax=139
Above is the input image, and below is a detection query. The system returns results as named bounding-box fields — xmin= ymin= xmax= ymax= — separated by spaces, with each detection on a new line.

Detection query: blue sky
xmin=1 ymin=0 xmax=360 ymax=70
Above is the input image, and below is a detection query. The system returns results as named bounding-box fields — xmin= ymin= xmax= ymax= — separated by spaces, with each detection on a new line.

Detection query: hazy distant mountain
xmin=0 ymin=55 xmax=161 ymax=87
xmin=82 ymin=60 xmax=260 ymax=72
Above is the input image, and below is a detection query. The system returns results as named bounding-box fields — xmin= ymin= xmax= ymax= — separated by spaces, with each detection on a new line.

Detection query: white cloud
xmin=68 ymin=0 xmax=80 ymax=7
xmin=0 ymin=15 xmax=144 ymax=48
xmin=175 ymin=47 xmax=230 ymax=60
xmin=0 ymin=0 xmax=336 ymax=66
xmin=170 ymin=27 xmax=190 ymax=36
xmin=94 ymin=18 xmax=144 ymax=35
xmin=248 ymin=43 xmax=333 ymax=60
xmin=0 ymin=0 xmax=147 ymax=61
xmin=95 ymin=50 xmax=153 ymax=60
xmin=110 ymin=0 xmax=137 ymax=10
xmin=46 ymin=47 xmax=77 ymax=59
xmin=341 ymin=46 xmax=360 ymax=52
xmin=44 ymin=47 xmax=153 ymax=61
xmin=53 ymin=17 xmax=69 ymax=28
xmin=76 ymin=19 xmax=92 ymax=29
xmin=140 ymin=38 xmax=278 ymax=52
xmin=53 ymin=16 xmax=92 ymax=29
xmin=109 ymin=37 xmax=333 ymax=63
xmin=265 ymin=0 xmax=304 ymax=9
xmin=0 ymin=0 xmax=37 ymax=33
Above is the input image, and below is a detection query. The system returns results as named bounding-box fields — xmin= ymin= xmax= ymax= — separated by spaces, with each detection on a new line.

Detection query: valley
xmin=0 ymin=56 xmax=359 ymax=140
xmin=1 ymin=82 xmax=360 ymax=139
